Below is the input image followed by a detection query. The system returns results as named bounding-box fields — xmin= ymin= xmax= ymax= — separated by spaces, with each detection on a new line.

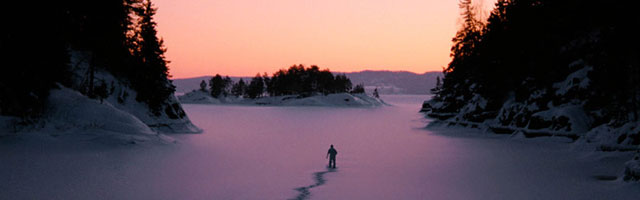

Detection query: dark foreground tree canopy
xmin=206 ymin=65 xmax=362 ymax=99
xmin=1 ymin=0 xmax=174 ymax=118
xmin=430 ymin=0 xmax=640 ymax=144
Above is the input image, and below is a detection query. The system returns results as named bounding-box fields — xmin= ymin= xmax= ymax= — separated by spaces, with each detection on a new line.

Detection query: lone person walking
xmin=326 ymin=145 xmax=338 ymax=168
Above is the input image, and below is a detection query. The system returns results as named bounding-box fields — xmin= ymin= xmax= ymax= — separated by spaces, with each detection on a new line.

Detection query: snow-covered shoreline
xmin=178 ymin=90 xmax=387 ymax=107
xmin=421 ymin=65 xmax=640 ymax=181
xmin=0 ymin=86 xmax=186 ymax=144
xmin=423 ymin=64 xmax=640 ymax=151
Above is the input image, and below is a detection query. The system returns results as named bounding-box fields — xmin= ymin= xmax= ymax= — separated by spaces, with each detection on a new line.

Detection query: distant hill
xmin=343 ymin=70 xmax=442 ymax=94
xmin=172 ymin=71 xmax=442 ymax=95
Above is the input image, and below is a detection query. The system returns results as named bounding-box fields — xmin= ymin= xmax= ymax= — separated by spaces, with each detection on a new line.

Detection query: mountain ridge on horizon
xmin=173 ymin=69 xmax=441 ymax=80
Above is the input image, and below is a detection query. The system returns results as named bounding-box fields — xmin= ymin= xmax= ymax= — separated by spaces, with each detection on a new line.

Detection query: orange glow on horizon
xmin=154 ymin=0 xmax=495 ymax=78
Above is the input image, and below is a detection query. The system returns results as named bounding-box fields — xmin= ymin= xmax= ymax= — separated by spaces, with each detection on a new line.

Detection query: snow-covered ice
xmin=1 ymin=95 xmax=639 ymax=199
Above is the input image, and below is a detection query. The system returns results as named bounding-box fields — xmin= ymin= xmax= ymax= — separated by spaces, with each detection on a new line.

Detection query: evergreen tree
xmin=222 ymin=76 xmax=233 ymax=97
xmin=449 ymin=0 xmax=482 ymax=64
xmin=231 ymin=79 xmax=246 ymax=97
xmin=351 ymin=84 xmax=365 ymax=94
xmin=317 ymin=70 xmax=335 ymax=95
xmin=434 ymin=0 xmax=485 ymax=113
xmin=246 ymin=74 xmax=265 ymax=99
xmin=199 ymin=80 xmax=208 ymax=92
xmin=262 ymin=73 xmax=271 ymax=95
xmin=209 ymin=74 xmax=225 ymax=98
xmin=333 ymin=74 xmax=352 ymax=93
xmin=430 ymin=76 xmax=442 ymax=94
xmin=131 ymin=0 xmax=175 ymax=114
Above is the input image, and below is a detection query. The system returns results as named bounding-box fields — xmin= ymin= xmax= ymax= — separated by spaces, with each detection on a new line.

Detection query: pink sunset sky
xmin=153 ymin=0 xmax=495 ymax=78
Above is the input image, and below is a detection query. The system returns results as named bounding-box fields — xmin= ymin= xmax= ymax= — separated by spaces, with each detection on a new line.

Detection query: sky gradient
xmin=154 ymin=0 xmax=494 ymax=78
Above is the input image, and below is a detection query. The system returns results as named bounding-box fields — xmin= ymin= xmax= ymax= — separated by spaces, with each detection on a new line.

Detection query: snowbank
xmin=552 ymin=64 xmax=592 ymax=96
xmin=45 ymin=87 xmax=154 ymax=135
xmin=5 ymin=86 xmax=177 ymax=144
xmin=178 ymin=90 xmax=387 ymax=107
xmin=527 ymin=104 xmax=591 ymax=134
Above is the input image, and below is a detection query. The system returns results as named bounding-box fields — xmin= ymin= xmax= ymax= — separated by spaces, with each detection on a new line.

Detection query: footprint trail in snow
xmin=290 ymin=166 xmax=337 ymax=200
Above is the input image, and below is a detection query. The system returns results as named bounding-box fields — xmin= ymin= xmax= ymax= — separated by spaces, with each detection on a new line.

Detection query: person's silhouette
xmin=326 ymin=145 xmax=338 ymax=168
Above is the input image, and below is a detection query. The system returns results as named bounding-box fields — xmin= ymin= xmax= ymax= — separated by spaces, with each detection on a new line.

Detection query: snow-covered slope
xmin=45 ymin=87 xmax=154 ymax=135
xmin=178 ymin=90 xmax=386 ymax=107
xmin=67 ymin=51 xmax=201 ymax=134
xmin=34 ymin=86 xmax=179 ymax=144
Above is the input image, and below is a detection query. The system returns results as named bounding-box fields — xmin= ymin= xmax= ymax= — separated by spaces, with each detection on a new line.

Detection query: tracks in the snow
xmin=289 ymin=166 xmax=337 ymax=200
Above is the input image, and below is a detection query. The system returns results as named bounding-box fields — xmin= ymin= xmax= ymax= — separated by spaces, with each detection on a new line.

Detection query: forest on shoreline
xmin=199 ymin=65 xmax=369 ymax=99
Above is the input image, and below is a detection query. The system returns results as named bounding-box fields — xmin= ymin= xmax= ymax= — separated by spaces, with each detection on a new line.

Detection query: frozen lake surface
xmin=1 ymin=95 xmax=639 ymax=199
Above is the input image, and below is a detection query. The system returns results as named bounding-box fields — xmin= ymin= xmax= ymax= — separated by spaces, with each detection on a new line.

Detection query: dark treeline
xmin=1 ymin=0 xmax=174 ymax=118
xmin=204 ymin=65 xmax=364 ymax=99
xmin=268 ymin=65 xmax=354 ymax=96
xmin=432 ymin=0 xmax=640 ymax=126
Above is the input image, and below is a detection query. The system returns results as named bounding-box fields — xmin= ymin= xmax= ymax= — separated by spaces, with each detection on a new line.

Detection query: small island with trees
xmin=178 ymin=64 xmax=383 ymax=107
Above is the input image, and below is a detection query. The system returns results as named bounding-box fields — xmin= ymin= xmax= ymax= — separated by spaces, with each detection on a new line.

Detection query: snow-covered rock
xmin=104 ymin=86 xmax=201 ymax=133
xmin=178 ymin=90 xmax=387 ymax=107
xmin=624 ymin=153 xmax=640 ymax=181
xmin=553 ymin=62 xmax=592 ymax=96
xmin=420 ymin=100 xmax=432 ymax=112
xmin=581 ymin=122 xmax=640 ymax=151
xmin=528 ymin=104 xmax=591 ymax=133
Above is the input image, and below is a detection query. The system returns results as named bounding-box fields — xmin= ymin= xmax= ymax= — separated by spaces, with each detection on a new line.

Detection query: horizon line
xmin=171 ymin=69 xmax=443 ymax=80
